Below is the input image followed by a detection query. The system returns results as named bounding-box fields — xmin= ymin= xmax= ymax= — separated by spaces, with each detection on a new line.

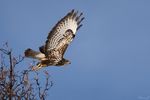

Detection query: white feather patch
xmin=35 ymin=53 xmax=45 ymax=59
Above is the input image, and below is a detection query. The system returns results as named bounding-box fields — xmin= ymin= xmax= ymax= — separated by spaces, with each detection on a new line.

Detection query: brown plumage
xmin=24 ymin=9 xmax=84 ymax=70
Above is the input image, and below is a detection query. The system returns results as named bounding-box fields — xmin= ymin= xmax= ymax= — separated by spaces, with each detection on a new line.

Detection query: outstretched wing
xmin=55 ymin=29 xmax=75 ymax=57
xmin=45 ymin=9 xmax=84 ymax=57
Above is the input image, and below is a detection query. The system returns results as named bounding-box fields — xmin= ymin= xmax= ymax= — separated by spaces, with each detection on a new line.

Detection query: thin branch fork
xmin=0 ymin=47 xmax=52 ymax=99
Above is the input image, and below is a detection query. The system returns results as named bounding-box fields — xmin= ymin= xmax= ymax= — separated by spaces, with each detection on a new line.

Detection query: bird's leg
xmin=32 ymin=63 xmax=42 ymax=71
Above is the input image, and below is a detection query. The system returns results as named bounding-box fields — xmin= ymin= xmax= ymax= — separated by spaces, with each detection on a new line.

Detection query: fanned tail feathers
xmin=24 ymin=48 xmax=46 ymax=60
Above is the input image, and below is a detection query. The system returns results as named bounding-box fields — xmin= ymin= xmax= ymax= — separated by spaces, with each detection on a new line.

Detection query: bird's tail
xmin=24 ymin=48 xmax=46 ymax=60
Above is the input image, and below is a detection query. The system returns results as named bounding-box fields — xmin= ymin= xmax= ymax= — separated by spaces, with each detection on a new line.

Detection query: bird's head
xmin=63 ymin=59 xmax=71 ymax=65
xmin=56 ymin=58 xmax=71 ymax=66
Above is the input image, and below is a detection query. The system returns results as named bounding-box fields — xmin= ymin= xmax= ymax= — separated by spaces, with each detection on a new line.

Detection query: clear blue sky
xmin=0 ymin=0 xmax=150 ymax=100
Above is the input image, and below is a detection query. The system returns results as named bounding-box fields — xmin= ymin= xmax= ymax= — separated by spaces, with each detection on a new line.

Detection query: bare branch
xmin=0 ymin=44 xmax=52 ymax=100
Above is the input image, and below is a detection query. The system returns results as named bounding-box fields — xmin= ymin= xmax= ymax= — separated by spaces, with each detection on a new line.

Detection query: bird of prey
xmin=24 ymin=9 xmax=84 ymax=70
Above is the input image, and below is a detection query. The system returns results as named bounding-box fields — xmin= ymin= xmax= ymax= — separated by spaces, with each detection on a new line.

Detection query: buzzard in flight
xmin=24 ymin=9 xmax=84 ymax=70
